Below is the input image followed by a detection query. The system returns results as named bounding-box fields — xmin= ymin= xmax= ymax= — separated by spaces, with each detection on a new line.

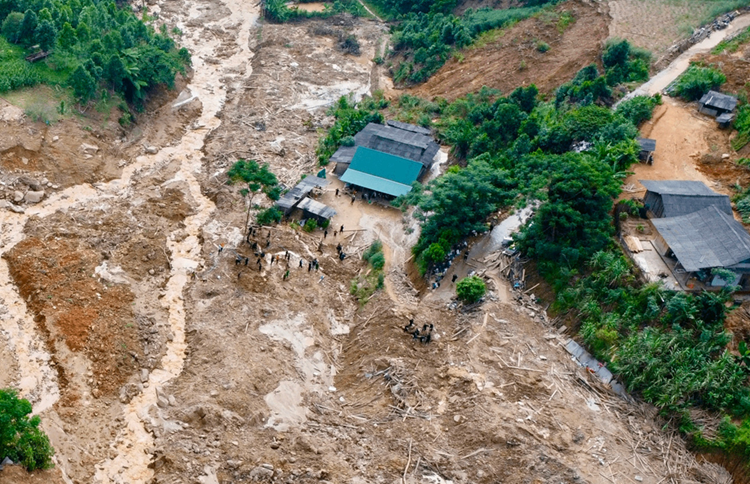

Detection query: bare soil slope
xmin=412 ymin=0 xmax=610 ymax=101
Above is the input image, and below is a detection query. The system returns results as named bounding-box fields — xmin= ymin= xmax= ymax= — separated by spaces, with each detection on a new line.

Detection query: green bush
xmin=256 ymin=207 xmax=283 ymax=225
xmin=535 ymin=40 xmax=550 ymax=53
xmin=303 ymin=218 xmax=318 ymax=232
xmin=672 ymin=65 xmax=726 ymax=101
xmin=456 ymin=276 xmax=486 ymax=303
xmin=0 ymin=388 xmax=54 ymax=471
xmin=616 ymin=95 xmax=660 ymax=126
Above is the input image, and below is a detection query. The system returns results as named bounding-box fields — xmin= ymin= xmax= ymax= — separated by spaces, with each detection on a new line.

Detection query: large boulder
xmin=24 ymin=190 xmax=45 ymax=204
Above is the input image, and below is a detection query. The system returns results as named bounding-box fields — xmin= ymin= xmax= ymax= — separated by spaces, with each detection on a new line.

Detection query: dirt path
xmin=622 ymin=13 xmax=750 ymax=101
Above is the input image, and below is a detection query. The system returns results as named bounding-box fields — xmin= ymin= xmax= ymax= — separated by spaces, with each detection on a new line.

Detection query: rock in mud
xmin=140 ymin=368 xmax=149 ymax=383
xmin=157 ymin=396 xmax=170 ymax=409
xmin=249 ymin=465 xmax=274 ymax=481
xmin=18 ymin=176 xmax=42 ymax=191
xmin=24 ymin=190 xmax=45 ymax=204
xmin=145 ymin=146 xmax=159 ymax=154
xmin=80 ymin=143 xmax=99 ymax=153
xmin=13 ymin=190 xmax=23 ymax=202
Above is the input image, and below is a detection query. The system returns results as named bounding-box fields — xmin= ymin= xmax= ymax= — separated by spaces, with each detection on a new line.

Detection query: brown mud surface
xmin=0 ymin=0 xmax=746 ymax=483
xmin=412 ymin=0 xmax=609 ymax=101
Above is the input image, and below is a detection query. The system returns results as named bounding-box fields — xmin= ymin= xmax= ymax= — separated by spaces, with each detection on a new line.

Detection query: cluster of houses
xmin=627 ymin=180 xmax=750 ymax=291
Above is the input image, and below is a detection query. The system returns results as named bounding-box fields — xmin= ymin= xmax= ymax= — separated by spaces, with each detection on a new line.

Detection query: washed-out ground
xmin=0 ymin=0 xmax=747 ymax=483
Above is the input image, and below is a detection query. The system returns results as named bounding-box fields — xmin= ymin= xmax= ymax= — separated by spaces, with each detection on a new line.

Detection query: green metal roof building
xmin=339 ymin=146 xmax=423 ymax=197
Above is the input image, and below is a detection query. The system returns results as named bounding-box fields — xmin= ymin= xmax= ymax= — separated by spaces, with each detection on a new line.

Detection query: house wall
xmin=653 ymin=231 xmax=670 ymax=256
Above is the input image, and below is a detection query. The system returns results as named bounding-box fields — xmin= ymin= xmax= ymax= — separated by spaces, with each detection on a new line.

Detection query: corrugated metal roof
xmin=698 ymin=90 xmax=737 ymax=112
xmin=641 ymin=180 xmax=731 ymax=218
xmin=340 ymin=169 xmax=414 ymax=197
xmin=386 ymin=120 xmax=432 ymax=135
xmin=652 ymin=205 xmax=750 ymax=272
xmin=331 ymin=122 xmax=439 ymax=170
xmin=275 ymin=175 xmax=329 ymax=213
xmin=339 ymin=146 xmax=422 ymax=197
xmin=297 ymin=197 xmax=336 ymax=219
xmin=637 ymin=137 xmax=656 ymax=152
xmin=641 ymin=180 xmax=718 ymax=196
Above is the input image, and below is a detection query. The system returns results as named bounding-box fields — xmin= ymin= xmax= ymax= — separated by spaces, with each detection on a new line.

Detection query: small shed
xmin=698 ymin=90 xmax=737 ymax=118
xmin=297 ymin=197 xmax=336 ymax=222
xmin=275 ymin=175 xmax=329 ymax=215
xmin=641 ymin=180 xmax=732 ymax=218
xmin=717 ymin=112 xmax=735 ymax=129
xmin=636 ymin=137 xmax=656 ymax=164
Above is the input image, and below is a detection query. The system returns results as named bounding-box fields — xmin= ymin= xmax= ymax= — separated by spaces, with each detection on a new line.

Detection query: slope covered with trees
xmin=319 ymin=37 xmax=750 ymax=468
xmin=0 ymin=0 xmax=189 ymax=107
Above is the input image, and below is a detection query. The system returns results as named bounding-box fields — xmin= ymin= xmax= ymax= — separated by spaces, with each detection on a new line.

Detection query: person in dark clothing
xmin=452 ymin=274 xmax=458 ymax=283
xmin=266 ymin=240 xmax=271 ymax=248
xmin=324 ymin=230 xmax=328 ymax=238
xmin=336 ymin=243 xmax=342 ymax=253
xmin=340 ymin=225 xmax=344 ymax=233
xmin=218 ymin=244 xmax=224 ymax=253
xmin=351 ymin=195 xmax=355 ymax=204
xmin=308 ymin=262 xmax=312 ymax=272
xmin=245 ymin=258 xmax=249 ymax=266
xmin=335 ymin=188 xmax=339 ymax=196
xmin=238 ymin=272 xmax=242 ymax=279
xmin=257 ymin=259 xmax=262 ymax=270
xmin=299 ymin=259 xmax=303 ymax=268
xmin=284 ymin=270 xmax=289 ymax=280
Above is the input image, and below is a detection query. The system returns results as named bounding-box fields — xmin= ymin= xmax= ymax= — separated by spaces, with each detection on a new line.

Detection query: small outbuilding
xmin=641 ymin=180 xmax=732 ymax=218
xmin=275 ymin=175 xmax=330 ymax=215
xmin=297 ymin=197 xmax=336 ymax=223
xmin=636 ymin=137 xmax=656 ymax=164
xmin=698 ymin=90 xmax=737 ymax=118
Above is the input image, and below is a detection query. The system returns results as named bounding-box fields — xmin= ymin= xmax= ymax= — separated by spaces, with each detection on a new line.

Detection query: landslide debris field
xmin=1 ymin=1 xmax=750 ymax=484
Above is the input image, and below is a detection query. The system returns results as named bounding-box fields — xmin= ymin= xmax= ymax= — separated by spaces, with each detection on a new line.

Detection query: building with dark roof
xmin=339 ymin=147 xmax=423 ymax=198
xmin=641 ymin=180 xmax=732 ymax=218
xmin=698 ymin=90 xmax=737 ymax=118
xmin=636 ymin=137 xmax=656 ymax=164
xmin=274 ymin=175 xmax=336 ymax=221
xmin=331 ymin=122 xmax=440 ymax=177
xmin=651 ymin=205 xmax=750 ymax=276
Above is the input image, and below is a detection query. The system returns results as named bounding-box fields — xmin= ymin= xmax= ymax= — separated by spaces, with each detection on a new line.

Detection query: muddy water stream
xmin=0 ymin=0 xmax=257 ymax=481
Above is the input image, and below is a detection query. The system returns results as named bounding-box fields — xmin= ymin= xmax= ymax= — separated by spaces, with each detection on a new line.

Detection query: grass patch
xmin=713 ymin=26 xmax=750 ymax=54
xmin=350 ymin=240 xmax=385 ymax=304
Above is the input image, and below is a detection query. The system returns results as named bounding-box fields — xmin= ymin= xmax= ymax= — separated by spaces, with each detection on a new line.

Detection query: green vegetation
xmin=672 ymin=64 xmax=726 ymax=102
xmin=316 ymin=93 xmax=388 ymax=165
xmin=263 ymin=0 xmax=365 ymax=22
xmin=303 ymin=218 xmax=318 ymax=232
xmin=350 ymin=240 xmax=386 ymax=303
xmin=390 ymin=6 xmax=548 ymax=85
xmin=616 ymin=94 xmax=661 ymax=126
xmin=712 ymin=26 xmax=750 ymax=54
xmin=455 ymin=275 xmax=485 ymax=303
xmin=733 ymin=104 xmax=750 ymax=151
xmin=227 ymin=159 xmax=280 ymax=201
xmin=256 ymin=207 xmax=283 ymax=225
xmin=1 ymin=388 xmax=54 ymax=471
xmin=556 ymin=40 xmax=650 ymax=107
xmin=0 ymin=0 xmax=189 ymax=106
